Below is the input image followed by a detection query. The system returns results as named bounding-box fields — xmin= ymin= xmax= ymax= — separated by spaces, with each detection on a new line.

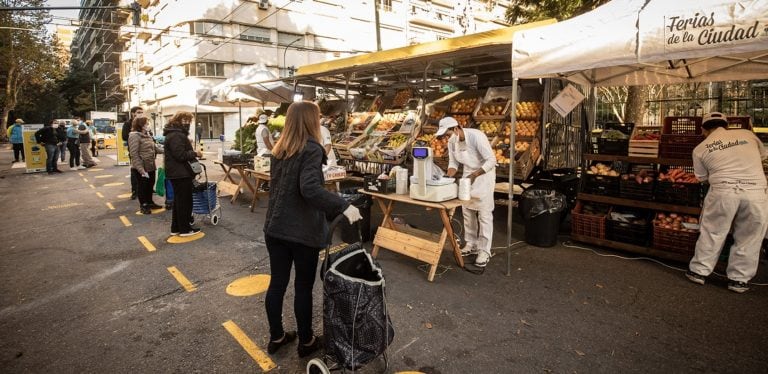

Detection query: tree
xmin=506 ymin=0 xmax=648 ymax=125
xmin=59 ymin=62 xmax=98 ymax=116
xmin=0 ymin=0 xmax=61 ymax=140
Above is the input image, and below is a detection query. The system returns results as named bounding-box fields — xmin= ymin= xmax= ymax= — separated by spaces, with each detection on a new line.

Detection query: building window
xmin=190 ymin=21 xmax=224 ymax=36
xmin=277 ymin=32 xmax=304 ymax=47
xmin=240 ymin=26 xmax=271 ymax=43
xmin=376 ymin=0 xmax=393 ymax=12
xmin=184 ymin=62 xmax=225 ymax=77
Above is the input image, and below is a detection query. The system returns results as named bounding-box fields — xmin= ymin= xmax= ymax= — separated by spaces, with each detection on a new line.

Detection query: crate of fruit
xmin=449 ymin=97 xmax=480 ymax=114
xmin=582 ymin=162 xmax=622 ymax=196
xmin=347 ymin=112 xmax=382 ymax=134
xmin=514 ymin=101 xmax=542 ymax=120
xmin=655 ymin=167 xmax=703 ymax=206
xmin=595 ymin=123 xmax=634 ymax=156
xmin=607 ymin=208 xmax=652 ymax=246
xmin=628 ymin=126 xmax=661 ymax=158
xmin=571 ymin=201 xmax=610 ymax=239
xmin=652 ymin=212 xmax=700 ymax=254
xmin=619 ymin=166 xmax=656 ymax=200
xmin=476 ymin=119 xmax=503 ymax=138
xmin=474 ymin=98 xmax=511 ymax=120
xmin=659 ymin=116 xmax=704 ymax=159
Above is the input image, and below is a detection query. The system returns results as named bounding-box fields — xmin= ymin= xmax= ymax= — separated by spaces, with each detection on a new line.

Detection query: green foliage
xmin=59 ymin=62 xmax=98 ymax=116
xmin=232 ymin=124 xmax=257 ymax=153
xmin=268 ymin=115 xmax=286 ymax=133
xmin=505 ymin=0 xmax=610 ymax=24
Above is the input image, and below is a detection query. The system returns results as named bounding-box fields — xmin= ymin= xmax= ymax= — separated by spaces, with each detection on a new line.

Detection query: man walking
xmin=686 ymin=112 xmax=768 ymax=293
xmin=123 ymin=106 xmax=144 ymax=200
xmin=7 ymin=119 xmax=25 ymax=163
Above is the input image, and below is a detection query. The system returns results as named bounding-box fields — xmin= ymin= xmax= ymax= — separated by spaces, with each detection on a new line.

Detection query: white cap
xmin=257 ymin=114 xmax=269 ymax=124
xmin=435 ymin=117 xmax=459 ymax=136
xmin=702 ymin=112 xmax=728 ymax=125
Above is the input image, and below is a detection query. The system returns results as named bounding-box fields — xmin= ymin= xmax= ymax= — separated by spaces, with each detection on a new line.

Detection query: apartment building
xmin=55 ymin=25 xmax=77 ymax=67
xmin=70 ymin=0 xmax=132 ymax=111
xmin=115 ymin=0 xmax=513 ymax=140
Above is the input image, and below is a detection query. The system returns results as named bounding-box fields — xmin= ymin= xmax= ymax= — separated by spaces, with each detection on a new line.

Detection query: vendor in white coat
xmin=255 ymin=114 xmax=274 ymax=156
xmin=436 ymin=117 xmax=496 ymax=268
xmin=687 ymin=112 xmax=768 ymax=293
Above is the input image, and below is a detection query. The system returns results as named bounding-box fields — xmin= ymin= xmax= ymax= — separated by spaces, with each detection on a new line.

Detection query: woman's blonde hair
xmin=168 ymin=111 xmax=194 ymax=129
xmin=272 ymin=101 xmax=322 ymax=160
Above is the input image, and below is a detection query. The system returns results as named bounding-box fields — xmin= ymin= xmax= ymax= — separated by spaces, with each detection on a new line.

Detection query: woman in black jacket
xmin=263 ymin=101 xmax=362 ymax=358
xmin=163 ymin=111 xmax=202 ymax=237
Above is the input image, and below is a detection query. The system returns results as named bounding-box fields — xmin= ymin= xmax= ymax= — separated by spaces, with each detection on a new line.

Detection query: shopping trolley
xmin=306 ymin=215 xmax=394 ymax=373
xmin=191 ymin=163 xmax=221 ymax=225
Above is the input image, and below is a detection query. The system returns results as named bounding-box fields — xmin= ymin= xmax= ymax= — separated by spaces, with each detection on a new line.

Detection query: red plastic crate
xmin=653 ymin=225 xmax=699 ymax=254
xmin=662 ymin=116 xmax=702 ymax=135
xmin=727 ymin=116 xmax=752 ymax=130
xmin=571 ymin=201 xmax=609 ymax=239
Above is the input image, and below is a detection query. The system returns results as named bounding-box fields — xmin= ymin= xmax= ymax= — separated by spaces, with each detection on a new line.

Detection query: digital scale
xmin=409 ymin=147 xmax=457 ymax=202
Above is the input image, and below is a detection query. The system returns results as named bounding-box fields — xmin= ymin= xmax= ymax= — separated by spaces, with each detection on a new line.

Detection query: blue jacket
xmin=9 ymin=124 xmax=23 ymax=144
xmin=263 ymin=139 xmax=349 ymax=248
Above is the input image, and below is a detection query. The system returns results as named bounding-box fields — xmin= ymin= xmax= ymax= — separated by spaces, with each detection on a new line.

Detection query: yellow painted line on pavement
xmin=167 ymin=266 xmax=197 ymax=292
xmin=119 ymin=215 xmax=132 ymax=227
xmin=117 ymin=193 xmax=132 ymax=199
xmin=89 ymin=184 xmax=95 ymax=189
xmin=226 ymin=275 xmax=271 ymax=297
xmin=96 ymin=192 xmax=104 ymax=198
xmin=138 ymin=236 xmax=156 ymax=252
xmin=83 ymin=178 xmax=89 ymax=182
xmin=95 ymin=174 xmax=113 ymax=178
xmin=103 ymin=182 xmax=124 ymax=187
xmin=222 ymin=320 xmax=276 ymax=371
xmin=106 ymin=202 xmax=115 ymax=210
xmin=167 ymin=232 xmax=205 ymax=243
xmin=41 ymin=202 xmax=84 ymax=211
xmin=78 ymin=172 xmax=84 ymax=177
xmin=87 ymin=168 xmax=104 ymax=172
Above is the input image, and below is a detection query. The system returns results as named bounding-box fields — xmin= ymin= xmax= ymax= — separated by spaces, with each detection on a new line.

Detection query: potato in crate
xmin=582 ymin=162 xmax=623 ymax=196
xmin=652 ymin=212 xmax=700 ymax=254
xmin=619 ymin=165 xmax=656 ymax=200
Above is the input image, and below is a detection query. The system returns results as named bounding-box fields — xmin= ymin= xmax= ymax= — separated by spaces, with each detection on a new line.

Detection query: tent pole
xmin=507 ymin=75 xmax=519 ymax=277
xmin=239 ymin=101 xmax=243 ymax=152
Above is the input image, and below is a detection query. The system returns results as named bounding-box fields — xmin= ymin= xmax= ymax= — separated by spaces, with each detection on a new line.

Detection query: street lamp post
xmin=282 ymin=37 xmax=302 ymax=78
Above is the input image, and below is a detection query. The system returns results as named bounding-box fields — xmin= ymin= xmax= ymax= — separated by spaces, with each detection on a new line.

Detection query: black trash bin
xmin=520 ymin=189 xmax=566 ymax=247
xmin=338 ymin=189 xmax=372 ymax=243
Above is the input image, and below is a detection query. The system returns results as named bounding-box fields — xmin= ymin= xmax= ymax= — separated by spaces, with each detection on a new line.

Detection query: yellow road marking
xmin=83 ymin=178 xmax=88 ymax=182
xmin=119 ymin=215 xmax=132 ymax=227
xmin=222 ymin=320 xmax=276 ymax=371
xmin=138 ymin=236 xmax=156 ymax=252
xmin=87 ymin=168 xmax=104 ymax=172
xmin=117 ymin=193 xmax=132 ymax=199
xmin=89 ymin=184 xmax=95 ymax=189
xmin=226 ymin=275 xmax=271 ymax=297
xmin=103 ymin=182 xmax=124 ymax=187
xmin=41 ymin=202 xmax=84 ymax=211
xmin=96 ymin=192 xmax=104 ymax=198
xmin=167 ymin=266 xmax=197 ymax=292
xmin=95 ymin=174 xmax=113 ymax=178
xmin=78 ymin=172 xmax=84 ymax=177
xmin=106 ymin=202 xmax=115 ymax=210
xmin=167 ymin=232 xmax=205 ymax=243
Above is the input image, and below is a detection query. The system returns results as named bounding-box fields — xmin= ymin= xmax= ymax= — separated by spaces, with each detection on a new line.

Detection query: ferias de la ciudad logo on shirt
xmin=704 ymin=138 xmax=749 ymax=154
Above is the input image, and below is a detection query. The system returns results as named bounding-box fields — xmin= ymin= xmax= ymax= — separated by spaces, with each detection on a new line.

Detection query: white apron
xmin=454 ymin=141 xmax=495 ymax=212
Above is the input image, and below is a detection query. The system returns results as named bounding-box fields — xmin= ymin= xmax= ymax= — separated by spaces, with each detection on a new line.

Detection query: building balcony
xmin=409 ymin=9 xmax=455 ymax=32
xmin=139 ymin=54 xmax=154 ymax=73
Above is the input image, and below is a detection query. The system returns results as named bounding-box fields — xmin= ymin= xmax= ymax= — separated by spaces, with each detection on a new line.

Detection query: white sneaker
xmin=78 ymin=166 xmax=86 ymax=170
xmin=70 ymin=167 xmax=78 ymax=171
xmin=474 ymin=251 xmax=490 ymax=268
xmin=460 ymin=245 xmax=478 ymax=257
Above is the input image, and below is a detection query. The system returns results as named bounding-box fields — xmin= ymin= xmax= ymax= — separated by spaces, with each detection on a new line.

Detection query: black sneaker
xmin=297 ymin=335 xmax=323 ymax=358
xmin=140 ymin=207 xmax=152 ymax=215
xmin=685 ymin=271 xmax=705 ymax=285
xmin=148 ymin=203 xmax=163 ymax=210
xmin=130 ymin=193 xmax=137 ymax=200
xmin=179 ymin=228 xmax=201 ymax=237
xmin=728 ymin=281 xmax=749 ymax=293
xmin=267 ymin=331 xmax=296 ymax=354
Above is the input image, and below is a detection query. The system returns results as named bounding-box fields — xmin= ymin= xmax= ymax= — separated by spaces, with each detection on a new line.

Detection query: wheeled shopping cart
xmin=191 ymin=164 xmax=221 ymax=225
xmin=306 ymin=216 xmax=394 ymax=373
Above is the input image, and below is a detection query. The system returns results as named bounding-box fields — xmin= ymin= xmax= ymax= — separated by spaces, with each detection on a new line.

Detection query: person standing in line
xmin=686 ymin=112 xmax=768 ymax=293
xmin=66 ymin=119 xmax=82 ymax=170
xmin=7 ymin=119 xmax=25 ymax=163
xmin=319 ymin=121 xmax=337 ymax=167
xmin=262 ymin=102 xmax=362 ymax=358
xmin=163 ymin=111 xmax=202 ymax=237
xmin=89 ymin=121 xmax=98 ymax=157
xmin=123 ymin=106 xmax=144 ymax=200
xmin=76 ymin=119 xmax=96 ymax=168
xmin=255 ymin=114 xmax=274 ymax=156
xmin=129 ymin=117 xmax=164 ymax=214
xmin=437 ymin=116 xmax=496 ymax=270
xmin=55 ymin=121 xmax=67 ymax=164
xmin=34 ymin=121 xmax=62 ymax=174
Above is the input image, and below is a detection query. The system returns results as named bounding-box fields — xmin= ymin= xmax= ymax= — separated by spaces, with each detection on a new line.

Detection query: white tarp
xmin=512 ymin=0 xmax=768 ymax=86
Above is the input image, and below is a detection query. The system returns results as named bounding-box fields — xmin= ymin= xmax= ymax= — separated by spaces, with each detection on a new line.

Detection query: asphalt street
xmin=0 ymin=143 xmax=766 ymax=374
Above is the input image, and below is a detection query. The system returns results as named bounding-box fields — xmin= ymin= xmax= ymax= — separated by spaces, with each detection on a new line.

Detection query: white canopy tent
xmin=503 ymin=0 xmax=768 ymax=272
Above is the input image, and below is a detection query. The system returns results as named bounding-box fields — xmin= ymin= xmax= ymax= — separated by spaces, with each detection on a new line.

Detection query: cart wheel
xmin=211 ymin=214 xmax=219 ymax=226
xmin=306 ymin=358 xmax=330 ymax=374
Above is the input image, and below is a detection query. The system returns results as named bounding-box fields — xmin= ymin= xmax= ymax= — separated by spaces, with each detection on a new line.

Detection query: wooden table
xmin=245 ymin=169 xmax=271 ymax=212
xmin=213 ymin=160 xmax=241 ymax=184
xmin=361 ymin=190 xmax=464 ymax=282
xmin=216 ymin=162 xmax=255 ymax=204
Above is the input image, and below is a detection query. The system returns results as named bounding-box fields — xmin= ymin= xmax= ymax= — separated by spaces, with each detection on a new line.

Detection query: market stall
xmin=510 ymin=0 xmax=768 ymax=264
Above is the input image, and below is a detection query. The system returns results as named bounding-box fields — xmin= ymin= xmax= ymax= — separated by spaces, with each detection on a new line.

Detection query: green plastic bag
xmin=155 ymin=167 xmax=166 ymax=197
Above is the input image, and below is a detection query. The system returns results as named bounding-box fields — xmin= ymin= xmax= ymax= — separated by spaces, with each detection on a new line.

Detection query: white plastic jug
xmin=458 ymin=178 xmax=471 ymax=201
xmin=395 ymin=168 xmax=409 ymax=194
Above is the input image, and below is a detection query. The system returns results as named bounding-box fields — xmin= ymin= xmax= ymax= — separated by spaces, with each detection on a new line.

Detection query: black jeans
xmin=67 ymin=139 xmax=80 ymax=167
xmin=169 ymin=177 xmax=193 ymax=233
xmin=134 ymin=168 xmax=156 ymax=207
xmin=12 ymin=143 xmax=24 ymax=161
xmin=264 ymin=235 xmax=320 ymax=343
xmin=58 ymin=142 xmax=66 ymax=162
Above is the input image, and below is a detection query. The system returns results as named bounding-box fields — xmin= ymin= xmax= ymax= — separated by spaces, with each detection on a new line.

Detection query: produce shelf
xmin=570 ymin=234 xmax=692 ymax=263
xmin=584 ymin=154 xmax=693 ymax=166
xmin=577 ymin=193 xmax=701 ymax=215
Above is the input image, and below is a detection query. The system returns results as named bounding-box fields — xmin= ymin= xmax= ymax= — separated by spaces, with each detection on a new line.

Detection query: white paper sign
xmin=549 ymin=84 xmax=585 ymax=118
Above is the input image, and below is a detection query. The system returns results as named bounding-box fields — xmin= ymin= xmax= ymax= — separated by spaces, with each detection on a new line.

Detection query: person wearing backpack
xmin=7 ymin=119 xmax=24 ymax=163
